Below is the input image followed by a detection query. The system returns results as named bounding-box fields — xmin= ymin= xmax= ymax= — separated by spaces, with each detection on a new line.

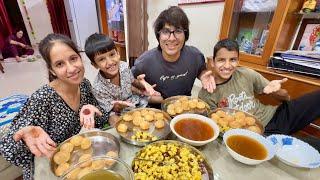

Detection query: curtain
xmin=46 ymin=0 xmax=71 ymax=37
xmin=0 ymin=0 xmax=13 ymax=50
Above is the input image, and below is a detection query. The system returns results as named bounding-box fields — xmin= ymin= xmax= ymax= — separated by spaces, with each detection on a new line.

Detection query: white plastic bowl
xmin=170 ymin=113 xmax=220 ymax=146
xmin=223 ymin=129 xmax=276 ymax=165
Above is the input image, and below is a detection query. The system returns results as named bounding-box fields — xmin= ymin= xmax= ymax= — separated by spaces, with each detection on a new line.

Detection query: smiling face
xmin=159 ymin=24 xmax=185 ymax=61
xmin=210 ymin=48 xmax=239 ymax=84
xmin=93 ymin=49 xmax=120 ymax=78
xmin=49 ymin=42 xmax=84 ymax=85
xmin=16 ymin=30 xmax=23 ymax=39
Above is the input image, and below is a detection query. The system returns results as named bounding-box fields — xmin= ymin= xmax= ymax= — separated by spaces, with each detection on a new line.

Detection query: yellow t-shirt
xmin=198 ymin=67 xmax=277 ymax=126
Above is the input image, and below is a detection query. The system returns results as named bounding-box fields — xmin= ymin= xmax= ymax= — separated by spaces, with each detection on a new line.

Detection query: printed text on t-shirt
xmin=160 ymin=71 xmax=188 ymax=82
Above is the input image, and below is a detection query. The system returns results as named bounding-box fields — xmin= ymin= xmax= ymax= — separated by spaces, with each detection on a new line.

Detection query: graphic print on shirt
xmin=224 ymin=91 xmax=256 ymax=112
xmin=160 ymin=71 xmax=188 ymax=82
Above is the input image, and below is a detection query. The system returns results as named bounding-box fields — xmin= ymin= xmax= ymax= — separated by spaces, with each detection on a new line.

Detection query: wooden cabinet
xmin=220 ymin=0 xmax=303 ymax=65
xmin=219 ymin=0 xmax=320 ymax=137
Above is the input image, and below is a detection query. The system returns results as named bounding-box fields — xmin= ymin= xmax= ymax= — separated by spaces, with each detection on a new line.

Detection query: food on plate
xmin=165 ymin=97 xmax=208 ymax=116
xmin=105 ymin=151 xmax=118 ymax=166
xmin=91 ymin=159 xmax=105 ymax=170
xmin=60 ymin=142 xmax=74 ymax=153
xmin=53 ymin=151 xmax=70 ymax=165
xmin=133 ymin=143 xmax=204 ymax=180
xmin=70 ymin=135 xmax=84 ymax=146
xmin=66 ymin=167 xmax=81 ymax=179
xmin=155 ymin=119 xmax=165 ymax=129
xmin=81 ymin=137 xmax=92 ymax=150
xmin=144 ymin=114 xmax=154 ymax=122
xmin=210 ymin=109 xmax=262 ymax=134
xmin=78 ymin=154 xmax=92 ymax=168
xmin=132 ymin=111 xmax=141 ymax=117
xmin=117 ymin=123 xmax=128 ymax=133
xmin=247 ymin=125 xmax=262 ymax=134
xmin=55 ymin=162 xmax=70 ymax=176
xmin=139 ymin=120 xmax=150 ymax=130
xmin=132 ymin=116 xmax=143 ymax=126
xmin=123 ymin=114 xmax=133 ymax=122
xmin=131 ymin=131 xmax=157 ymax=142
xmin=155 ymin=113 xmax=164 ymax=121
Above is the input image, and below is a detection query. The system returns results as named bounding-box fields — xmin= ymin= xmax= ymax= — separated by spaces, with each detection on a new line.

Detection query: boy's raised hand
xmin=112 ymin=100 xmax=135 ymax=112
xmin=80 ymin=104 xmax=102 ymax=129
xmin=137 ymin=74 xmax=161 ymax=96
xmin=263 ymin=78 xmax=288 ymax=94
xmin=200 ymin=70 xmax=216 ymax=93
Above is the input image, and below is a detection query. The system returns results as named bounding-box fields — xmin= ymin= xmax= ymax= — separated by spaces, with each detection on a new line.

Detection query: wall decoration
xmin=293 ymin=19 xmax=320 ymax=51
xmin=178 ymin=0 xmax=224 ymax=5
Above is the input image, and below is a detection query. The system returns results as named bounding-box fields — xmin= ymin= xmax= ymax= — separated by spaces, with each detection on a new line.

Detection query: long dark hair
xmin=39 ymin=33 xmax=80 ymax=82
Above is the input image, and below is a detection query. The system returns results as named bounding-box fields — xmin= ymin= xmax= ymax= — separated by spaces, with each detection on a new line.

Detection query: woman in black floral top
xmin=0 ymin=34 xmax=108 ymax=179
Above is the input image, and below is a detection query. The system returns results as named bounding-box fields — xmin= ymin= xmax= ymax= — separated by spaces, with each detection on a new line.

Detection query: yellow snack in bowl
xmin=54 ymin=151 xmax=70 ymax=165
xmin=60 ymin=142 xmax=74 ymax=153
xmin=245 ymin=117 xmax=256 ymax=126
xmin=55 ymin=162 xmax=70 ymax=176
xmin=70 ymin=135 xmax=83 ymax=146
xmin=81 ymin=137 xmax=92 ymax=150
xmin=123 ymin=114 xmax=133 ymax=122
xmin=117 ymin=123 xmax=128 ymax=133
xmin=78 ymin=154 xmax=92 ymax=168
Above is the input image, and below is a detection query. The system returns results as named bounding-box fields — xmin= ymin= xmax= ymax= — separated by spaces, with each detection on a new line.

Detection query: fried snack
xmin=132 ymin=111 xmax=141 ymax=117
xmin=182 ymin=103 xmax=191 ymax=111
xmin=117 ymin=123 xmax=128 ymax=133
xmin=216 ymin=110 xmax=227 ymax=118
xmin=218 ymin=118 xmax=228 ymax=127
xmin=123 ymin=114 xmax=133 ymax=122
xmin=81 ymin=137 xmax=92 ymax=150
xmin=225 ymin=115 xmax=235 ymax=122
xmin=179 ymin=96 xmax=189 ymax=102
xmin=196 ymin=101 xmax=206 ymax=109
xmin=139 ymin=120 xmax=150 ymax=130
xmin=167 ymin=104 xmax=174 ymax=110
xmin=105 ymin=151 xmax=118 ymax=167
xmin=60 ymin=142 xmax=74 ymax=153
xmin=144 ymin=114 xmax=154 ymax=122
xmin=235 ymin=111 xmax=246 ymax=120
xmin=141 ymin=109 xmax=149 ymax=117
xmin=55 ymin=162 xmax=70 ymax=176
xmin=77 ymin=167 xmax=92 ymax=179
xmin=236 ymin=118 xmax=246 ymax=127
xmin=229 ymin=120 xmax=242 ymax=129
xmin=155 ymin=113 xmax=164 ymax=121
xmin=91 ymin=159 xmax=105 ymax=170
xmin=66 ymin=167 xmax=81 ymax=180
xmin=245 ymin=117 xmax=256 ymax=126
xmin=54 ymin=151 xmax=70 ymax=165
xmin=148 ymin=110 xmax=156 ymax=116
xmin=70 ymin=135 xmax=83 ymax=146
xmin=174 ymin=106 xmax=183 ymax=114
xmin=133 ymin=116 xmax=143 ymax=126
xmin=188 ymin=100 xmax=197 ymax=109
xmin=210 ymin=113 xmax=220 ymax=123
xmin=133 ymin=143 xmax=203 ymax=180
xmin=155 ymin=119 xmax=165 ymax=129
xmin=167 ymin=108 xmax=176 ymax=116
xmin=247 ymin=125 xmax=261 ymax=134
xmin=78 ymin=154 xmax=92 ymax=168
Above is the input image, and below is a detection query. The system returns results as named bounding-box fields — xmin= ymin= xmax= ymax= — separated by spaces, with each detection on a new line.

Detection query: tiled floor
xmin=0 ymin=53 xmax=99 ymax=98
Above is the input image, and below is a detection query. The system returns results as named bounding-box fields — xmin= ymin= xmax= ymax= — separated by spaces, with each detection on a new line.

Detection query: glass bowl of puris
xmin=50 ymin=130 xmax=120 ymax=178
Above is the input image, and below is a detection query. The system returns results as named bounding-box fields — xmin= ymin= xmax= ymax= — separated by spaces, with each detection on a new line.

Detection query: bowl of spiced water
xmin=170 ymin=113 xmax=220 ymax=146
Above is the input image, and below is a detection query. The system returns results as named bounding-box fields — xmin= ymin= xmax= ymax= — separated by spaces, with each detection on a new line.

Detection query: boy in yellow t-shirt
xmin=199 ymin=39 xmax=320 ymax=135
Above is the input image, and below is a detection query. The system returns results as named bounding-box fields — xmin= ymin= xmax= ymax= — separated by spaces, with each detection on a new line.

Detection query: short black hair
xmin=213 ymin=39 xmax=239 ymax=58
xmin=153 ymin=6 xmax=189 ymax=49
xmin=39 ymin=33 xmax=79 ymax=82
xmin=84 ymin=33 xmax=116 ymax=63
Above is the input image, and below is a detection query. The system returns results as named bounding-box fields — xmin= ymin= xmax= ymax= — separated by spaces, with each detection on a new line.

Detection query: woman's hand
xmin=13 ymin=126 xmax=56 ymax=158
xmin=80 ymin=104 xmax=102 ymax=129
xmin=263 ymin=78 xmax=288 ymax=94
xmin=200 ymin=70 xmax=216 ymax=93
xmin=137 ymin=74 xmax=161 ymax=96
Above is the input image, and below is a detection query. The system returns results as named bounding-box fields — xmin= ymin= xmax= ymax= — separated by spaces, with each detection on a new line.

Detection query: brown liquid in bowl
xmin=227 ymin=135 xmax=267 ymax=160
xmin=174 ymin=118 xmax=214 ymax=141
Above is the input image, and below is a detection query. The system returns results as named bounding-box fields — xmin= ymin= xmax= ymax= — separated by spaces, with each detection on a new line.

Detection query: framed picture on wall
xmin=178 ymin=0 xmax=224 ymax=5
xmin=292 ymin=19 xmax=320 ymax=51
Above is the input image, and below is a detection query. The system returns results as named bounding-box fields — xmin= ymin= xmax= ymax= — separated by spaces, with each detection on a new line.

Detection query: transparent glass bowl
xmin=62 ymin=156 xmax=134 ymax=180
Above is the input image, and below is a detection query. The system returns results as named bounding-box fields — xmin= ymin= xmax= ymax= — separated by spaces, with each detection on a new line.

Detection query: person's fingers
xmin=46 ymin=137 xmax=57 ymax=148
xmin=28 ymin=143 xmax=42 ymax=157
xmin=137 ymin=74 xmax=146 ymax=80
xmin=280 ymin=78 xmax=288 ymax=84
xmin=90 ymin=117 xmax=95 ymax=129
xmin=13 ymin=129 xmax=25 ymax=142
xmin=80 ymin=116 xmax=84 ymax=126
xmin=208 ymin=83 xmax=213 ymax=93
xmin=37 ymin=142 xmax=49 ymax=157
xmin=91 ymin=105 xmax=102 ymax=117
xmin=151 ymin=84 xmax=157 ymax=88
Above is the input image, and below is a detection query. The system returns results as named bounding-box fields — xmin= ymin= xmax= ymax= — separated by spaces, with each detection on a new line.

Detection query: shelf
xmin=296 ymin=11 xmax=320 ymax=19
